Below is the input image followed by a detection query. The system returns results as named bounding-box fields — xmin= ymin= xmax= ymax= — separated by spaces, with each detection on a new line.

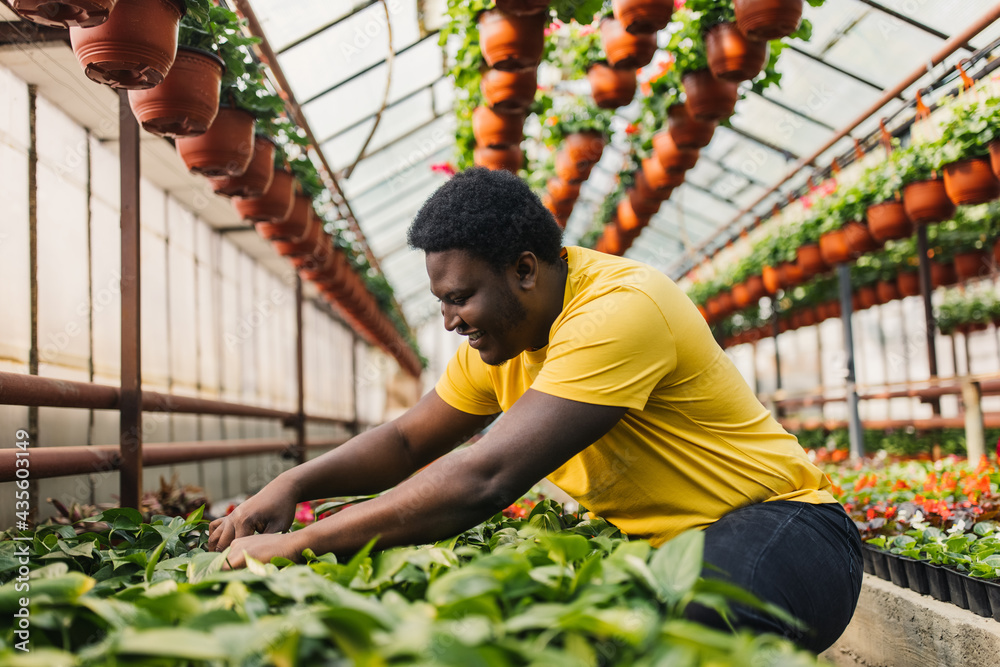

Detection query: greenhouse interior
xmin=3 ymin=0 xmax=1000 ymax=663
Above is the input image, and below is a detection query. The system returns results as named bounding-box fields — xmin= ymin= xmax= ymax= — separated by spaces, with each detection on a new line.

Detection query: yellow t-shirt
xmin=435 ymin=246 xmax=834 ymax=545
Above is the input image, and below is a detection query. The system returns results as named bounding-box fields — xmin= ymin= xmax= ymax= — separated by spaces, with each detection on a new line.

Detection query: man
xmin=209 ymin=168 xmax=861 ymax=652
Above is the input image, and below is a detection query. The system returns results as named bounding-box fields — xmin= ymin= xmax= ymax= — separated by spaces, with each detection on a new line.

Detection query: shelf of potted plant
xmin=937 ymin=98 xmax=1000 ymax=205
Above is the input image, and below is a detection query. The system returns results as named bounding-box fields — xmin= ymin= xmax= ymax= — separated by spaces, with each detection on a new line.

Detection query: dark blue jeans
xmin=684 ymin=500 xmax=863 ymax=654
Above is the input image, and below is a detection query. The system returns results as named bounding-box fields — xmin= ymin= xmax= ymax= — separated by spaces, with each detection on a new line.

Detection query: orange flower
xmin=640 ymin=81 xmax=652 ymax=97
xmin=625 ymin=123 xmax=640 ymax=135
xmin=886 ymin=506 xmax=897 ymax=519
xmin=890 ymin=479 xmax=909 ymax=492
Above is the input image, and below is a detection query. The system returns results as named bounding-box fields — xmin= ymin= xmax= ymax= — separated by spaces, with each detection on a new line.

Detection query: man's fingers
xmin=222 ymin=547 xmax=245 ymax=571
xmin=207 ymin=518 xmax=224 ymax=551
xmin=211 ymin=520 xmax=237 ymax=552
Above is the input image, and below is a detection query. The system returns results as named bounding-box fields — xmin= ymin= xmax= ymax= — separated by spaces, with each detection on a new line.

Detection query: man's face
xmin=426 ymin=249 xmax=529 ymax=366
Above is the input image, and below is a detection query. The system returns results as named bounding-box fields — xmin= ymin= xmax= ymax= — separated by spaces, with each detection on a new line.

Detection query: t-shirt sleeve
xmin=530 ymin=287 xmax=678 ymax=410
xmin=434 ymin=340 xmax=503 ymax=415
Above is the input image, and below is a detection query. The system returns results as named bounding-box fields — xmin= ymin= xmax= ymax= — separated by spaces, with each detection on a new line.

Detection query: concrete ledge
xmin=821 ymin=574 xmax=1000 ymax=666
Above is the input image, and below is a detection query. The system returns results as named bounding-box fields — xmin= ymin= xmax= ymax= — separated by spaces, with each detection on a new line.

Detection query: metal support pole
xmin=351 ymin=333 xmax=360 ymax=436
xmin=772 ymin=302 xmax=783 ymax=416
xmin=26 ymin=84 xmax=39 ymax=525
xmin=838 ymin=264 xmax=864 ymax=459
xmin=963 ymin=380 xmax=985 ymax=463
xmin=916 ymin=225 xmax=941 ymax=415
xmin=118 ymin=91 xmax=142 ymax=510
xmin=294 ymin=275 xmax=306 ymax=465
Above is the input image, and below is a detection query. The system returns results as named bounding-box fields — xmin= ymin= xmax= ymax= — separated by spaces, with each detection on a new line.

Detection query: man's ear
xmin=513 ymin=252 xmax=538 ymax=289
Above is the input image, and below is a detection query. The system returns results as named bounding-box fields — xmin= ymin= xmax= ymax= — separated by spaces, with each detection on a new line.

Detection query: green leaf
xmin=114 ymin=627 xmax=228 ymax=660
xmin=648 ymin=531 xmax=705 ymax=600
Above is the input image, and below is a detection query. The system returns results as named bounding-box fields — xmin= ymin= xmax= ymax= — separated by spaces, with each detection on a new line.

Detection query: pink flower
xmin=674 ymin=0 xmax=686 ymax=9
xmin=579 ymin=24 xmax=595 ymax=37
xmin=430 ymin=162 xmax=456 ymax=177
xmin=544 ymin=19 xmax=563 ymax=37
xmin=294 ymin=502 xmax=314 ymax=525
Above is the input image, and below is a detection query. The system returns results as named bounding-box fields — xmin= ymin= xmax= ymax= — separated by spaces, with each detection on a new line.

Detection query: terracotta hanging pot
xmin=209 ymin=135 xmax=276 ymax=199
xmin=481 ymin=67 xmax=537 ymax=112
xmin=564 ymin=131 xmax=606 ymax=167
xmin=902 ymin=178 xmax=955 ymax=225
xmin=232 ymin=168 xmax=295 ymax=223
xmin=843 ymin=220 xmax=880 ymax=258
xmin=272 ymin=219 xmax=326 ymax=259
xmin=667 ymin=103 xmax=716 ymax=149
xmin=255 ymin=193 xmax=313 ymax=241
xmin=611 ymin=0 xmax=672 ymax=34
xmin=995 ymin=238 xmax=1000 ymax=266
xmin=896 ymin=270 xmax=920 ymax=297
xmin=856 ymin=285 xmax=877 ymax=310
xmin=494 ymin=0 xmax=550 ymax=15
xmin=543 ymin=194 xmax=575 ymax=219
xmin=600 ymin=16 xmax=657 ymax=69
xmin=642 ymin=156 xmax=685 ymax=190
xmin=474 ymin=145 xmax=522 ymax=173
xmin=616 ymin=198 xmax=650 ymax=238
xmin=628 ymin=187 xmax=661 ymax=216
xmin=599 ymin=223 xmax=632 ymax=256
xmin=472 ymin=106 xmax=523 ymax=148
xmin=126 ymin=46 xmax=223 ymax=137
xmin=175 ymin=106 xmax=255 ymax=177
xmin=547 ymin=178 xmax=580 ymax=203
xmin=744 ymin=274 xmax=765 ymax=303
xmin=555 ymin=149 xmax=595 ymax=184
xmin=818 ymin=228 xmax=851 ymax=266
xmin=762 ymin=265 xmax=782 ymax=294
xmin=478 ymin=8 xmax=545 ymax=72
xmin=732 ymin=282 xmax=755 ymax=309
xmin=796 ymin=242 xmax=827 ymax=278
xmin=866 ymin=201 xmax=912 ymax=242
xmin=780 ymin=260 xmax=804 ymax=288
xmin=588 ymin=62 xmax=637 ymax=109
xmin=294 ymin=241 xmax=336 ymax=283
xmin=12 ymin=0 xmax=116 ymax=28
xmin=954 ymin=249 xmax=988 ymax=282
xmin=681 ymin=70 xmax=739 ymax=121
xmin=632 ymin=171 xmax=670 ymax=206
xmin=990 ymin=140 xmax=1000 ymax=180
xmin=705 ymin=22 xmax=767 ymax=82
xmin=734 ymin=0 xmax=803 ymax=42
xmin=69 ymin=0 xmax=183 ymax=89
xmin=652 ymin=130 xmax=699 ymax=173
xmin=800 ymin=307 xmax=817 ymax=327
xmin=553 ymin=214 xmax=570 ymax=230
xmin=930 ymin=260 xmax=957 ymax=288
xmin=875 ymin=279 xmax=899 ymax=305
xmin=943 ymin=156 xmax=1000 ymax=205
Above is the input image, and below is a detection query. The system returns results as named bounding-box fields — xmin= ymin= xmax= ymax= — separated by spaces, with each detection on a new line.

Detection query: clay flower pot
xmin=127 ymin=46 xmax=223 ymax=137
xmin=744 ymin=274 xmax=765 ymax=303
xmin=667 ymin=103 xmax=716 ymax=149
xmin=271 ymin=211 xmax=324 ymax=258
xmin=991 ymin=140 xmax=1000 ymax=180
xmin=175 ymin=106 xmax=255 ymax=177
xmin=930 ymin=260 xmax=957 ymax=288
xmin=600 ymin=16 xmax=657 ymax=69
xmin=681 ymin=70 xmax=739 ymax=121
xmin=819 ymin=228 xmax=851 ymax=266
xmin=554 ymin=149 xmax=591 ymax=184
xmin=478 ymin=8 xmax=545 ymax=72
xmin=652 ymin=131 xmax=699 ymax=172
xmin=494 ymin=0 xmax=549 ymax=14
xmin=474 ymin=145 xmax=522 ymax=173
xmin=796 ymin=243 xmax=827 ymax=278
xmin=597 ymin=223 xmax=632 ymax=256
xmin=995 ymin=238 xmax=1000 ymax=266
xmin=612 ymin=0 xmax=672 ymax=34
xmin=69 ymin=0 xmax=183 ymax=89
xmin=209 ymin=135 xmax=275 ymax=199
xmin=472 ymin=106 xmax=523 ymax=148
xmin=896 ymin=270 xmax=920 ymax=297
xmin=232 ymin=168 xmax=295 ymax=223
xmin=634 ymin=168 xmax=672 ymax=201
xmin=12 ymin=0 xmax=116 ymax=28
xmin=547 ymin=178 xmax=580 ymax=203
xmin=866 ymin=201 xmax=912 ymax=242
xmin=734 ymin=0 xmax=803 ymax=42
xmin=856 ymin=285 xmax=878 ymax=310
xmin=255 ymin=193 xmax=313 ymax=241
xmin=954 ymin=249 xmax=988 ymax=282
xmin=628 ymin=187 xmax=661 ymax=216
xmin=875 ymin=279 xmax=900 ymax=304
xmin=732 ymin=282 xmax=755 ymax=309
xmin=588 ymin=62 xmax=637 ymax=109
xmin=781 ymin=260 xmax=804 ymax=287
xmin=762 ymin=265 xmax=782 ymax=295
xmin=481 ymin=67 xmax=537 ymax=112
xmin=543 ymin=194 xmax=575 ymax=219
xmin=943 ymin=157 xmax=1000 ymax=205
xmin=642 ymin=155 xmax=685 ymax=190
xmin=705 ymin=22 xmax=767 ymax=82
xmin=616 ymin=198 xmax=650 ymax=238
xmin=843 ymin=220 xmax=880 ymax=258
xmin=902 ymin=178 xmax=955 ymax=225
xmin=564 ymin=131 xmax=606 ymax=167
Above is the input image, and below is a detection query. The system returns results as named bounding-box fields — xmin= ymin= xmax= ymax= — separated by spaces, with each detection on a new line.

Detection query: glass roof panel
xmin=320 ymin=119 xmax=375 ymax=172
xmin=252 ymin=0 xmax=363 ymax=53
xmin=729 ymin=95 xmax=832 ymax=157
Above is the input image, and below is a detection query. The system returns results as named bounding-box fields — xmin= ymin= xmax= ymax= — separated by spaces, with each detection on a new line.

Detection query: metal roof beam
xmin=300 ymin=31 xmax=441 ymax=106
xmin=318 ymin=77 xmax=445 ymax=144
xmin=784 ymin=44 xmax=897 ymax=96
xmin=276 ymin=0 xmax=379 ymax=55
xmin=856 ymin=0 xmax=975 ymax=52
xmin=723 ymin=124 xmax=798 ymax=160
xmin=747 ymin=89 xmax=837 ymax=132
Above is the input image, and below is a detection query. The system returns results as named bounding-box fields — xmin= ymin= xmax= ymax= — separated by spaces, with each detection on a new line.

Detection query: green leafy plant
xmin=667 ymin=7 xmax=709 ymax=76
xmin=938 ymin=96 xmax=1000 ymax=164
xmin=539 ymin=94 xmax=614 ymax=148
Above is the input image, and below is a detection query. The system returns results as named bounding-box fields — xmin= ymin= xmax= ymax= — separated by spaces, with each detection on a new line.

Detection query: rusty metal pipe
xmin=0 ymin=437 xmax=348 ymax=482
xmin=779 ymin=414 xmax=1000 ymax=432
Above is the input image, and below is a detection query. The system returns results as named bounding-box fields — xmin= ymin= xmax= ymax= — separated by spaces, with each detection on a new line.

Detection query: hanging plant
xmin=11 ymin=0 xmax=116 ymax=28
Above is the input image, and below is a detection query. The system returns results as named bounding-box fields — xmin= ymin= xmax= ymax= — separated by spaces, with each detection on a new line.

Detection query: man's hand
xmin=208 ymin=477 xmax=298 ymax=552
xmin=222 ymin=532 xmax=308 ymax=570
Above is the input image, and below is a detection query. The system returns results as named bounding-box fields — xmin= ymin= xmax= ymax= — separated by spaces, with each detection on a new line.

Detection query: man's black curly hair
xmin=407 ymin=167 xmax=563 ymax=272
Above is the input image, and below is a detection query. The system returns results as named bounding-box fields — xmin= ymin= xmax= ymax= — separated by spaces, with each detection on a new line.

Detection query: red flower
xmin=885 ymin=506 xmax=897 ymax=519
xmin=625 ymin=123 xmax=640 ymax=135
xmin=430 ymin=162 xmax=456 ymax=177
xmin=225 ymin=503 xmax=236 ymax=516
